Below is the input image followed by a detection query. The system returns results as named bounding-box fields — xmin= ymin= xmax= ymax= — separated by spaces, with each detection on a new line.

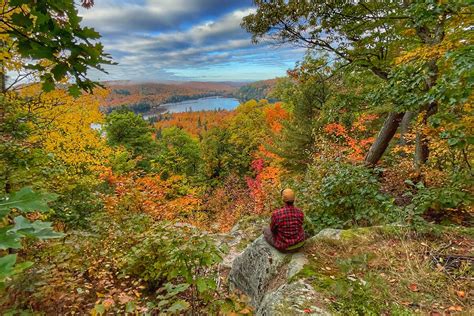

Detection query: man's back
xmin=270 ymin=205 xmax=305 ymax=250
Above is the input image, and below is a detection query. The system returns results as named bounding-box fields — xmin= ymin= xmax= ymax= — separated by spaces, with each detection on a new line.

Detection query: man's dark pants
xmin=263 ymin=227 xmax=303 ymax=254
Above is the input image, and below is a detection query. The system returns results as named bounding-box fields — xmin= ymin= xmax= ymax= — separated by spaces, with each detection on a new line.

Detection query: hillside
xmin=101 ymin=81 xmax=240 ymax=109
xmin=233 ymin=79 xmax=279 ymax=102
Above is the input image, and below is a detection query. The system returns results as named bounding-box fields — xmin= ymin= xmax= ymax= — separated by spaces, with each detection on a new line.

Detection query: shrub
xmin=403 ymin=171 xmax=473 ymax=226
xmin=122 ymin=223 xmax=225 ymax=313
xmin=293 ymin=162 xmax=396 ymax=231
xmin=50 ymin=184 xmax=104 ymax=230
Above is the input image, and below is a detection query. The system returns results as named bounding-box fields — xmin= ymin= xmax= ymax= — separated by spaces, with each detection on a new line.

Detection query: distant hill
xmin=101 ymin=81 xmax=240 ymax=111
xmin=233 ymin=79 xmax=279 ymax=102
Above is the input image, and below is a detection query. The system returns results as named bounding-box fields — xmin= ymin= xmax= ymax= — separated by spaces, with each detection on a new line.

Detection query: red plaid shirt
xmin=270 ymin=204 xmax=305 ymax=250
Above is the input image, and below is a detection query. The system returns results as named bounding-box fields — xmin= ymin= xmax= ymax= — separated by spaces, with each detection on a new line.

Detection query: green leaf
xmin=157 ymin=299 xmax=169 ymax=308
xmin=8 ymin=0 xmax=29 ymax=6
xmin=0 ymin=226 xmax=21 ymax=250
xmin=170 ymin=283 xmax=189 ymax=295
xmin=166 ymin=300 xmax=190 ymax=313
xmin=196 ymin=277 xmax=208 ymax=293
xmin=29 ymin=44 xmax=55 ymax=59
xmin=0 ymin=187 xmax=58 ymax=213
xmin=0 ymin=254 xmax=17 ymax=279
xmin=81 ymin=27 xmax=101 ymax=39
xmin=51 ymin=64 xmax=68 ymax=81
xmin=11 ymin=13 xmax=33 ymax=28
xmin=93 ymin=304 xmax=105 ymax=315
xmin=125 ymin=301 xmax=136 ymax=313
xmin=14 ymin=260 xmax=33 ymax=273
xmin=68 ymin=85 xmax=82 ymax=98
xmin=42 ymin=77 xmax=55 ymax=92
xmin=9 ymin=216 xmax=64 ymax=240
xmin=447 ymin=138 xmax=460 ymax=146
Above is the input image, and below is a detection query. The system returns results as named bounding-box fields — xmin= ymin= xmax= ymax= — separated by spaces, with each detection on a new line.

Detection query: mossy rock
xmin=257 ymin=280 xmax=331 ymax=316
xmin=229 ymin=235 xmax=331 ymax=315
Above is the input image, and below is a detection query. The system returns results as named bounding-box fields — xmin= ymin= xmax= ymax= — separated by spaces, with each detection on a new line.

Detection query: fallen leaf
xmin=429 ymin=311 xmax=442 ymax=316
xmin=118 ymin=292 xmax=133 ymax=305
xmin=304 ymin=309 xmax=312 ymax=313
xmin=447 ymin=305 xmax=463 ymax=312
xmin=103 ymin=298 xmax=115 ymax=309
xmin=456 ymin=290 xmax=465 ymax=298
xmin=239 ymin=308 xmax=252 ymax=314
xmin=409 ymin=283 xmax=419 ymax=292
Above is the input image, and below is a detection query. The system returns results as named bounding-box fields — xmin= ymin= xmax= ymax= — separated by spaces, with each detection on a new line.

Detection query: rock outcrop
xmin=258 ymin=280 xmax=330 ymax=316
xmin=228 ymin=228 xmax=341 ymax=315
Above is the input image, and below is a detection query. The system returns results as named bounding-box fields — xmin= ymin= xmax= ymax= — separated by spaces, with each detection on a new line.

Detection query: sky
xmin=78 ymin=0 xmax=305 ymax=82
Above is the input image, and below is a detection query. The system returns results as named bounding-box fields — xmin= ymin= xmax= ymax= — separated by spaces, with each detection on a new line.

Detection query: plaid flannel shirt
xmin=270 ymin=205 xmax=305 ymax=250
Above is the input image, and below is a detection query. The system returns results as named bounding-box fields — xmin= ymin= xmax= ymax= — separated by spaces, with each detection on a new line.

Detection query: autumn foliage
xmin=154 ymin=110 xmax=235 ymax=137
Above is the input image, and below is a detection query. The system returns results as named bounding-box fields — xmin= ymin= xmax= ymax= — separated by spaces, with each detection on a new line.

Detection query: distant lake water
xmin=163 ymin=96 xmax=240 ymax=113
xmin=92 ymin=96 xmax=241 ymax=130
xmin=143 ymin=96 xmax=240 ymax=119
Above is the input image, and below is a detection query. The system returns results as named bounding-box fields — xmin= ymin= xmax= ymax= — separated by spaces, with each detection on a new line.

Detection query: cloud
xmin=79 ymin=0 xmax=304 ymax=81
xmin=79 ymin=0 xmax=252 ymax=33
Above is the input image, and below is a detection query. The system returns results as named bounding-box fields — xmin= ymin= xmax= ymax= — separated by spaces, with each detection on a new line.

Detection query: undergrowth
xmin=299 ymin=226 xmax=473 ymax=315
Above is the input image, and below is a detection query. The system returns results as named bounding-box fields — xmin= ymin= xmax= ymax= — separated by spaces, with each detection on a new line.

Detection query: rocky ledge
xmin=228 ymin=228 xmax=343 ymax=315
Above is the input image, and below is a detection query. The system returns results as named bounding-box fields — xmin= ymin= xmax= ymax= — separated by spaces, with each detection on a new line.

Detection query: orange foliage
xmin=100 ymin=170 xmax=205 ymax=225
xmin=263 ymin=102 xmax=289 ymax=133
xmin=324 ymin=114 xmax=379 ymax=161
xmin=246 ymin=159 xmax=283 ymax=215
xmin=203 ymin=175 xmax=255 ymax=232
xmin=154 ymin=110 xmax=235 ymax=137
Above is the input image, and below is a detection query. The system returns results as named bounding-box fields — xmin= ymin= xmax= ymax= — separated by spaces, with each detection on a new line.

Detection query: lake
xmin=92 ymin=97 xmax=241 ymax=131
xmin=142 ymin=96 xmax=240 ymax=119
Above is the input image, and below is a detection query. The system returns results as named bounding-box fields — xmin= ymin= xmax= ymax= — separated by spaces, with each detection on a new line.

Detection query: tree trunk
xmin=365 ymin=112 xmax=405 ymax=166
xmin=414 ymin=102 xmax=438 ymax=169
xmin=414 ymin=59 xmax=439 ymax=169
xmin=0 ymin=72 xmax=5 ymax=93
xmin=399 ymin=111 xmax=414 ymax=146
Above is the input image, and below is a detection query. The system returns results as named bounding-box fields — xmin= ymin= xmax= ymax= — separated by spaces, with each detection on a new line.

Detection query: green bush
xmin=50 ymin=185 xmax=104 ymax=230
xmin=403 ymin=171 xmax=473 ymax=227
xmin=122 ymin=223 xmax=225 ymax=313
xmin=293 ymin=162 xmax=396 ymax=231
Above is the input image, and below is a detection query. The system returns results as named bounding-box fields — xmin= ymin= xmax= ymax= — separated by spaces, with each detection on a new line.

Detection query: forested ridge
xmin=102 ymin=81 xmax=238 ymax=112
xmin=0 ymin=0 xmax=473 ymax=315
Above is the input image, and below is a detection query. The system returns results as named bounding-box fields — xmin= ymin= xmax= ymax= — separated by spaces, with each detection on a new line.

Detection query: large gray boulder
xmin=228 ymin=228 xmax=345 ymax=315
xmin=228 ymin=236 xmax=288 ymax=306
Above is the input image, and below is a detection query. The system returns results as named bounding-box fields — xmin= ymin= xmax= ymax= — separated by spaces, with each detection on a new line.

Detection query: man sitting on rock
xmin=263 ymin=188 xmax=306 ymax=252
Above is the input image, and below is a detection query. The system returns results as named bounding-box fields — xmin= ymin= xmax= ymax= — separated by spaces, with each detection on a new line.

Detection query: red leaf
xmin=409 ymin=283 xmax=419 ymax=292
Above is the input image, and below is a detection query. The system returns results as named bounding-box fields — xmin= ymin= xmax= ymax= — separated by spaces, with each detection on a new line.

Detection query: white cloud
xmin=77 ymin=1 xmax=302 ymax=81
